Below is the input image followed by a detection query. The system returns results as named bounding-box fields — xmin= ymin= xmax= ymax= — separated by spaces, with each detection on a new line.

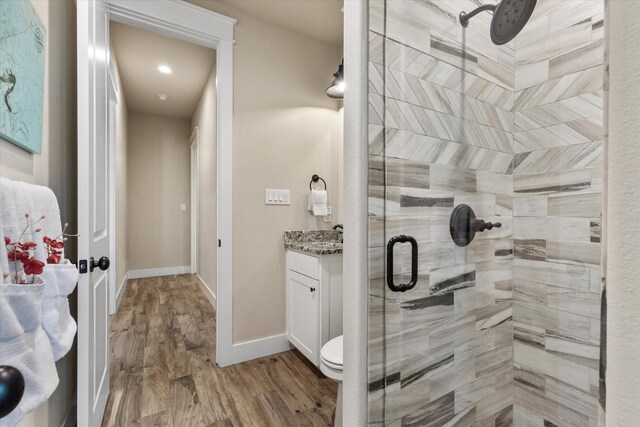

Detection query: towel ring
xmin=309 ymin=174 xmax=327 ymax=190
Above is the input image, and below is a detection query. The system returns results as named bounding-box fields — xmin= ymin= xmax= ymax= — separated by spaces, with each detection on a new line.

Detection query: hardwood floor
xmin=101 ymin=274 xmax=338 ymax=427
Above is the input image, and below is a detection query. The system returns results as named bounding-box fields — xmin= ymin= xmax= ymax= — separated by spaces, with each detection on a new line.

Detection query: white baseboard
xmin=115 ymin=272 xmax=128 ymax=311
xmin=196 ymin=273 xmax=217 ymax=308
xmin=127 ymin=265 xmax=191 ymax=279
xmin=232 ymin=333 xmax=292 ymax=364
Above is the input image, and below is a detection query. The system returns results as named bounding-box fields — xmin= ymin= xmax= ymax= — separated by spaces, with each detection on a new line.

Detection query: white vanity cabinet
xmin=286 ymin=249 xmax=343 ymax=367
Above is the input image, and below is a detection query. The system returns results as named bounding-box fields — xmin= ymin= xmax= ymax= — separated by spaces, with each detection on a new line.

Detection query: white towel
xmin=0 ymin=177 xmax=63 ymax=263
xmin=0 ymin=280 xmax=59 ymax=427
xmin=40 ymin=260 xmax=79 ymax=361
xmin=308 ymin=190 xmax=328 ymax=216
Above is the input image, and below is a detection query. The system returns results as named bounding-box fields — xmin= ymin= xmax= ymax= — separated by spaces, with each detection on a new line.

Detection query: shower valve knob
xmin=472 ymin=219 xmax=502 ymax=232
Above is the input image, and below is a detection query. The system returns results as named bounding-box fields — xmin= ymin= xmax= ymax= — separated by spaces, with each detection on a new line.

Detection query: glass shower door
xmin=368 ymin=1 xmax=516 ymax=425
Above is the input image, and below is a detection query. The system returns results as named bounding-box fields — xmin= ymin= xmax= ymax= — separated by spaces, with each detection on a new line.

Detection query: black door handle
xmin=90 ymin=256 xmax=110 ymax=272
xmin=386 ymin=235 xmax=418 ymax=292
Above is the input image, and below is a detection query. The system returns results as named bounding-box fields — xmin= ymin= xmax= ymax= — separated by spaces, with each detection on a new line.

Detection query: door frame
xmin=190 ymin=127 xmax=199 ymax=275
xmin=99 ymin=0 xmax=236 ymax=365
xmin=343 ymin=0 xmax=369 ymax=425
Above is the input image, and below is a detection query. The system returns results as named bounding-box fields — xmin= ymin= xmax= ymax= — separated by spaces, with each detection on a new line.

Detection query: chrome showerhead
xmin=459 ymin=0 xmax=537 ymax=45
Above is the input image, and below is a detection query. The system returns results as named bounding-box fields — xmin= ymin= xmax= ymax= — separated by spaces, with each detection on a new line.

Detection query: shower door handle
xmin=386 ymin=235 xmax=418 ymax=292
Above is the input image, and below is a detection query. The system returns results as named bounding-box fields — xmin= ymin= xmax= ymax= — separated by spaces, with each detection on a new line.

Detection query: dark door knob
xmin=90 ymin=256 xmax=110 ymax=272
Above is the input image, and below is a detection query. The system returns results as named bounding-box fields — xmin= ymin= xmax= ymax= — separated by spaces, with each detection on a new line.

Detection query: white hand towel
xmin=0 ymin=279 xmax=59 ymax=427
xmin=0 ymin=177 xmax=63 ymax=263
xmin=39 ymin=260 xmax=79 ymax=361
xmin=308 ymin=190 xmax=328 ymax=216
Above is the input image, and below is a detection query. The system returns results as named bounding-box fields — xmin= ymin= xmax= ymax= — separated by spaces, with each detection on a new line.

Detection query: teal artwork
xmin=0 ymin=0 xmax=46 ymax=154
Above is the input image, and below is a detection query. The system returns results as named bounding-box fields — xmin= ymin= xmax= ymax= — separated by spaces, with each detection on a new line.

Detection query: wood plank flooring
xmin=101 ymin=274 xmax=338 ymax=427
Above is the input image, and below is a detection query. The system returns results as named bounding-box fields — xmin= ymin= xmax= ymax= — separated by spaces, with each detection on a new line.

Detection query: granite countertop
xmin=283 ymin=230 xmax=343 ymax=255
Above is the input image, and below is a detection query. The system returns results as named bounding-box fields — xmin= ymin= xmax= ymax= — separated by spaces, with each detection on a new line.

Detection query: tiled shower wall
xmin=511 ymin=1 xmax=604 ymax=426
xmin=368 ymin=1 xmax=516 ymax=425
xmin=367 ymin=0 xmax=603 ymax=425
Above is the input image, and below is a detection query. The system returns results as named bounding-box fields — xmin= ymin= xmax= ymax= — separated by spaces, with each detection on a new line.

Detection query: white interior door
xmin=77 ymin=0 xmax=111 ymax=425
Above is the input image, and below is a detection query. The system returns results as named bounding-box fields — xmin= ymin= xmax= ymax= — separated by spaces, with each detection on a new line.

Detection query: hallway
xmin=101 ymin=275 xmax=338 ymax=426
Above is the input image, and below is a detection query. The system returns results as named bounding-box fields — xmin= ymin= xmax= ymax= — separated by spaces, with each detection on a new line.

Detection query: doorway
xmin=76 ymin=1 xmax=235 ymax=424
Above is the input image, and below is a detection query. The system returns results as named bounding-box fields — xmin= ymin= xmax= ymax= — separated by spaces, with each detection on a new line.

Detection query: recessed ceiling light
xmin=158 ymin=64 xmax=172 ymax=74
xmin=157 ymin=94 xmax=168 ymax=101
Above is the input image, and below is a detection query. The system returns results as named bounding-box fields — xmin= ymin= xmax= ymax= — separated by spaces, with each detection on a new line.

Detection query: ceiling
xmin=110 ymin=21 xmax=216 ymax=119
xmin=218 ymin=0 xmax=343 ymax=46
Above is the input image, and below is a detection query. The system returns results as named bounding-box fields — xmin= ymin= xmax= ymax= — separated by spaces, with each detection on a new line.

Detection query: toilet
xmin=320 ymin=335 xmax=343 ymax=427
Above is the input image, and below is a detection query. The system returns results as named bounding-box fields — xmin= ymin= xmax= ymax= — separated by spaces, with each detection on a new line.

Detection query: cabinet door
xmin=288 ymin=270 xmax=320 ymax=364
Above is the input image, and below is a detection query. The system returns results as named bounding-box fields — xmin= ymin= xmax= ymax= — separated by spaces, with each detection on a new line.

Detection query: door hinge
xmin=78 ymin=259 xmax=88 ymax=274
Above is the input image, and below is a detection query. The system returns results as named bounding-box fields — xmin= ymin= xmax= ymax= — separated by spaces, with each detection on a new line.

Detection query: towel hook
xmin=309 ymin=174 xmax=327 ymax=190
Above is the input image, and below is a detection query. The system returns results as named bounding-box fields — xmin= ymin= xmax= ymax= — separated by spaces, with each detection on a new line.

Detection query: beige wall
xmin=126 ymin=112 xmax=191 ymax=271
xmin=0 ymin=1 xmax=77 ymax=426
xmin=111 ymin=50 xmax=129 ymax=296
xmin=191 ymin=65 xmax=217 ymax=297
xmin=187 ymin=0 xmax=343 ymax=344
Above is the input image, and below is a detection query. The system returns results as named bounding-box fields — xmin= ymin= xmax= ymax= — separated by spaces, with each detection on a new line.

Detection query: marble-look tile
xmin=515 ymin=14 xmax=550 ymax=49
xmin=514 ymin=341 xmax=592 ymax=392
xmin=475 ymin=381 xmax=514 ymax=423
xmin=475 ymin=259 xmax=513 ymax=286
xmin=429 ymin=358 xmax=476 ymax=402
xmin=513 ymin=142 xmax=603 ymax=175
xmin=476 ymin=170 xmax=512 ymax=195
xmin=513 ymin=66 xmax=603 ymax=112
xmin=455 ymin=239 xmax=495 ymax=265
xmin=453 ymin=191 xmax=496 ymax=217
xmin=514 ymin=216 xmax=591 ymax=242
xmin=549 ymin=0 xmax=604 ymax=33
xmin=430 ymin=163 xmax=476 ymax=192
xmin=514 ymin=239 xmax=547 ymax=261
xmin=401 ymin=390 xmax=455 ymax=427
xmin=590 ymin=218 xmax=601 ymax=243
xmin=453 ymin=283 xmax=494 ymax=315
xmin=369 ymin=156 xmax=430 ymax=189
xmin=428 ymin=264 xmax=476 ymax=295
xmin=546 ymin=288 xmax=601 ymax=320
xmin=514 ymin=279 xmax=547 ymax=305
xmin=513 ymin=404 xmax=546 ymax=427
xmin=513 ymin=195 xmax=548 ymax=217
xmin=516 ymin=19 xmax=592 ymax=68
xmin=514 ymin=321 xmax=545 ymax=349
xmin=454 ymin=327 xmax=495 ymax=363
xmin=430 ymin=32 xmax=478 ymax=75
xmin=544 ymin=375 xmax=599 ymax=419
xmin=516 ymin=299 xmax=592 ymax=343
xmin=549 ymin=38 xmax=604 ymax=80
xmin=444 ymin=404 xmax=476 ymax=427
xmin=514 ymin=258 xmax=590 ymax=290
xmin=475 ymin=302 xmax=512 ymax=332
xmin=515 ymin=60 xmax=550 ymax=91
xmin=514 ymin=169 xmax=592 ymax=194
xmin=546 ymin=241 xmax=601 ymax=266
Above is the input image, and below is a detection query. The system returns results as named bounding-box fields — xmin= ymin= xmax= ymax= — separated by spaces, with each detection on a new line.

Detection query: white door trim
xmin=103 ymin=0 xmax=236 ymax=367
xmin=343 ymin=0 xmax=369 ymax=424
xmin=190 ymin=127 xmax=199 ymax=275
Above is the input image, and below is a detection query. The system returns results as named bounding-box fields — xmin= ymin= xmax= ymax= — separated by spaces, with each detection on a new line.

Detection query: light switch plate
xmin=265 ymin=189 xmax=290 ymax=205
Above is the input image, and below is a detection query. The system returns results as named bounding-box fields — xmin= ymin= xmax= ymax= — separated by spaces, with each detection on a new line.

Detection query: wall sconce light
xmin=325 ymin=60 xmax=344 ymax=99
